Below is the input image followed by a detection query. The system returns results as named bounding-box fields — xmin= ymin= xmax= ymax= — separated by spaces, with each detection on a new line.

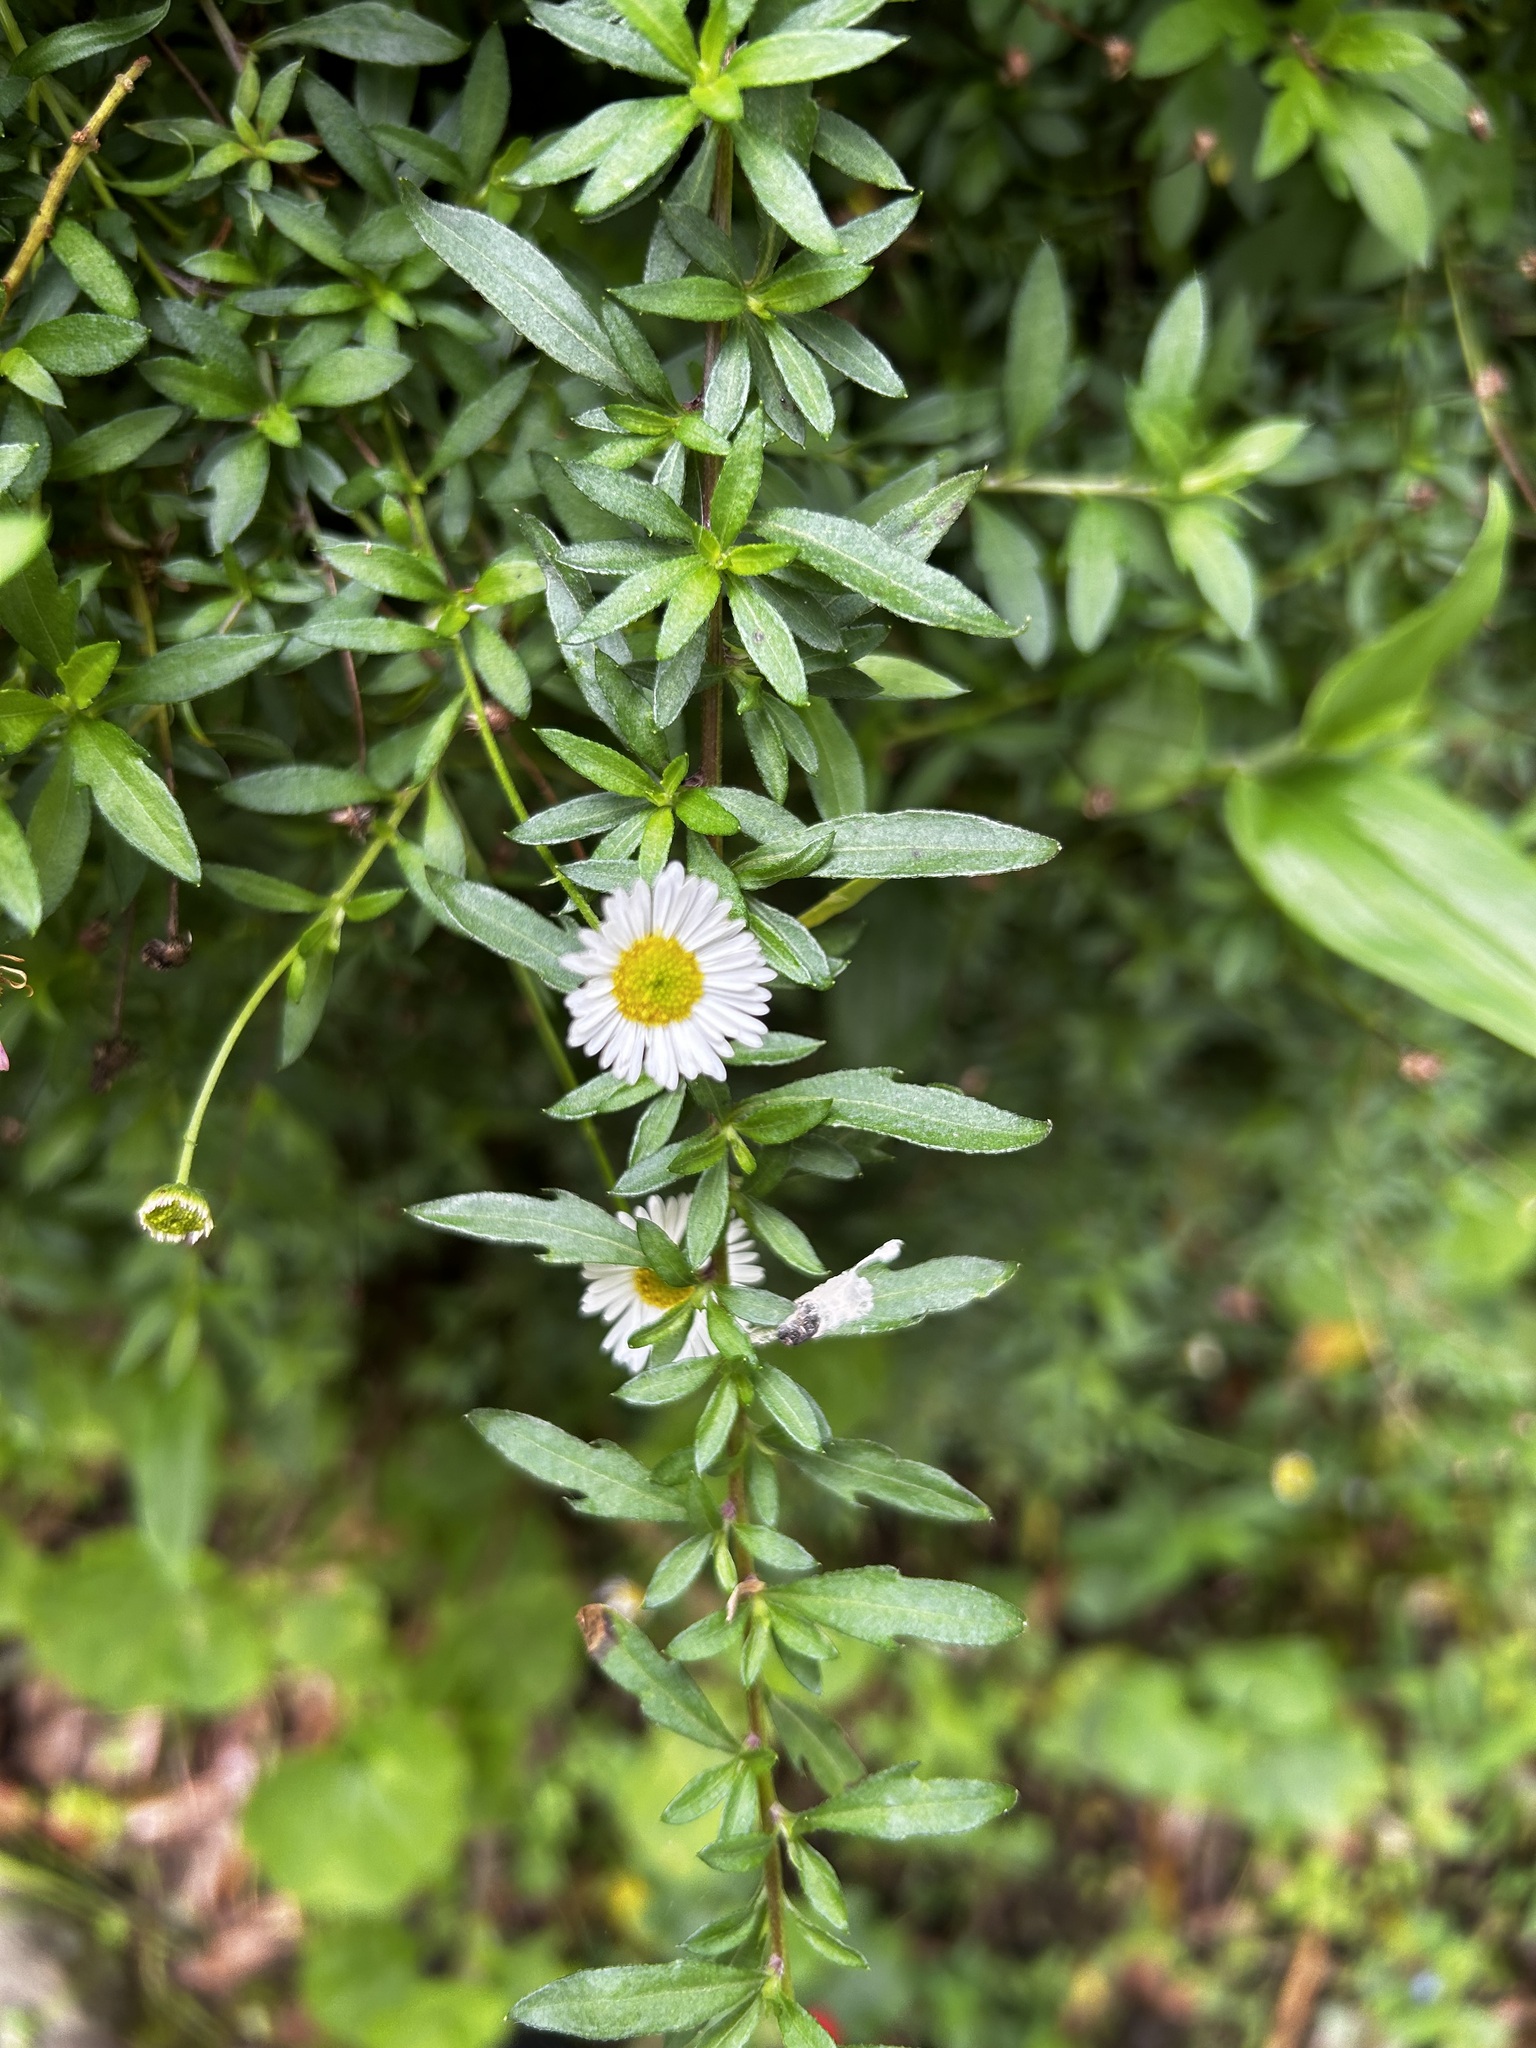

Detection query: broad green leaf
xmin=69 ymin=722 xmax=199 ymax=881
xmin=734 ymin=122 xmax=842 ymax=256
xmin=26 ymin=750 xmax=90 ymax=916
xmin=1141 ymin=275 xmax=1207 ymax=406
xmin=223 ymin=765 xmax=381 ymax=814
xmin=468 ymin=1409 xmax=690 ymax=1523
xmin=14 ymin=4 xmax=168 ymax=77
xmin=286 ymin=348 xmax=412 ymax=410
xmin=776 ymin=1566 xmax=1023 ymax=1648
xmin=798 ymin=1438 xmax=991 ymax=1522
xmin=1133 ymin=0 xmax=1225 ymax=77
xmin=413 ymin=1190 xmax=644 ymax=1265
xmin=747 ymin=901 xmax=835 ymax=988
xmin=1226 ymin=761 xmax=1536 ymax=1062
xmin=790 ymin=311 xmax=904 ymax=397
xmin=614 ymin=276 xmax=748 ymax=320
xmin=49 ymin=407 xmax=178 ymax=481
xmin=1165 ymin=501 xmax=1255 ymax=639
xmin=513 ymin=1964 xmax=763 ymax=2041
xmin=1179 ymin=418 xmax=1309 ymax=493
xmin=574 ymin=555 xmax=700 ymax=641
xmin=610 ymin=0 xmax=698 ymax=76
xmin=565 ymin=459 xmax=698 ymax=541
xmin=512 ymin=792 xmax=648 ymax=844
xmin=971 ymin=500 xmax=1052 ymax=667
xmin=813 ymin=809 xmax=1058 ymax=880
xmin=647 ymin=1534 xmax=715 ymax=1608
xmin=280 ymin=948 xmax=335 ymax=1070
xmin=589 ymin=1612 xmax=737 ymax=1749
xmin=26 ymin=315 xmax=146 ymax=380
xmin=115 ymin=633 xmax=283 ymax=706
xmin=0 ymin=800 xmax=41 ymax=933
xmin=727 ymin=29 xmax=899 ymax=87
xmin=205 ymin=865 xmax=327 ymax=914
xmin=578 ymin=97 xmax=700 ymax=214
xmin=323 ymin=541 xmax=448 ymax=604
xmin=301 ymin=74 xmax=395 ymax=204
xmin=803 ymin=1764 xmax=1017 ymax=1839
xmin=756 ymin=253 xmax=870 ymax=317
xmin=260 ymin=2 xmax=469 ymax=64
xmin=424 ymin=872 xmax=580 ymax=990
xmin=0 ymin=513 xmax=47 ymax=594
xmin=0 ymin=546 xmax=76 ymax=671
xmin=759 ymin=508 xmax=1011 ymax=635
xmin=50 ymin=219 xmax=139 ymax=318
xmin=1004 ymin=243 xmax=1069 ymax=458
xmin=244 ymin=1708 xmax=467 ymax=1913
xmin=1301 ymin=481 xmax=1509 ymax=753
xmin=748 ymin=1068 xmax=1049 ymax=1152
xmin=402 ymin=190 xmax=630 ymax=390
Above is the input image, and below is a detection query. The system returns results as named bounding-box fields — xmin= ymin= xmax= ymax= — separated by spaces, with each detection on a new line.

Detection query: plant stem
xmin=727 ymin=1435 xmax=791 ymax=1986
xmin=799 ymin=875 xmax=883 ymax=929
xmin=0 ymin=57 xmax=150 ymax=318
xmin=698 ymin=127 xmax=736 ymax=789
xmin=1445 ymin=256 xmax=1536 ymax=517
xmin=173 ymin=787 xmax=420 ymax=1186
xmin=516 ymin=961 xmax=616 ymax=1190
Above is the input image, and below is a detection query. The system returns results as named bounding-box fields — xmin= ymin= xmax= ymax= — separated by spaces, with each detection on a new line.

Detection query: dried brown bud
xmin=1082 ymin=785 xmax=1117 ymax=820
xmin=141 ymin=933 xmax=192 ymax=971
xmin=999 ymin=45 xmax=1030 ymax=84
xmin=1473 ymin=364 xmax=1508 ymax=403
xmin=91 ymin=1036 xmax=139 ymax=1094
xmin=328 ymin=804 xmax=375 ymax=837
xmin=1467 ymin=105 xmax=1493 ymax=141
xmin=577 ymin=1603 xmax=615 ymax=1656
xmin=1102 ymin=35 xmax=1134 ymax=79
xmin=464 ymin=701 xmax=512 ymax=734
xmin=1215 ymin=1284 xmax=1264 ymax=1324
xmin=1190 ymin=127 xmax=1219 ymax=164
xmin=1399 ymin=1049 xmax=1445 ymax=1085
xmin=0 ymin=1116 xmax=25 ymax=1147
xmin=1404 ymin=477 xmax=1438 ymax=512
xmin=725 ymin=1574 xmax=765 ymax=1622
xmin=76 ymin=918 xmax=113 ymax=954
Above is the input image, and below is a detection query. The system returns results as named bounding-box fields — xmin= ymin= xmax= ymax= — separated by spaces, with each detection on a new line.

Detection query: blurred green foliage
xmin=4 ymin=1 xmax=1536 ymax=2046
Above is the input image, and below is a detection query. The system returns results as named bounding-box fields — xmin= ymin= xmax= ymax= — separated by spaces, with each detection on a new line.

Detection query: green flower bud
xmin=135 ymin=1183 xmax=214 ymax=1246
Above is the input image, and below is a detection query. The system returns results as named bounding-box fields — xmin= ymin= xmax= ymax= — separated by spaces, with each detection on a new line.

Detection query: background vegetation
xmin=3 ymin=2 xmax=1536 ymax=2046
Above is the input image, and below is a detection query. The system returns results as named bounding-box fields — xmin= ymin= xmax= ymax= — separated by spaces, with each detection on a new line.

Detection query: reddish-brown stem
xmin=696 ymin=128 xmax=735 ymax=788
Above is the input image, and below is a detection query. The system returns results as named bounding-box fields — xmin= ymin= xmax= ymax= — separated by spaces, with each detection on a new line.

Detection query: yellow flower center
xmin=611 ymin=933 xmax=704 ymax=1026
xmin=634 ymin=1267 xmax=695 ymax=1310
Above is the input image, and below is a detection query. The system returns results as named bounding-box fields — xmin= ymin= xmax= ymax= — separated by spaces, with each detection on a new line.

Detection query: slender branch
xmin=727 ymin=1434 xmax=790 ymax=1985
xmin=1445 ymin=257 xmax=1536 ymax=517
xmin=0 ymin=58 xmax=149 ymax=318
xmin=981 ymin=471 xmax=1164 ymax=499
xmin=799 ymin=876 xmax=883 ymax=929
xmin=1262 ymin=1930 xmax=1330 ymax=2048
xmin=516 ymin=962 xmax=616 ymax=1191
xmin=173 ymin=789 xmax=419 ymax=1186
xmin=698 ymin=128 xmax=736 ymax=790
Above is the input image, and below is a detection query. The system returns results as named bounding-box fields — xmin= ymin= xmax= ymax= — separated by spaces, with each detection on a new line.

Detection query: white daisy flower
xmin=561 ymin=863 xmax=772 ymax=1089
xmin=581 ymin=1193 xmax=764 ymax=1372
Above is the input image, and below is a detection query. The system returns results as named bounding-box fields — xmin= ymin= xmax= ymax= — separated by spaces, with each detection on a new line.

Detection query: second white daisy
xmin=561 ymin=863 xmax=772 ymax=1089
xmin=581 ymin=1193 xmax=764 ymax=1370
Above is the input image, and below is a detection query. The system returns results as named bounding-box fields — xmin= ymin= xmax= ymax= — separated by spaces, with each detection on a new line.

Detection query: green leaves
xmin=14 ymin=4 xmax=168 ymax=77
xmin=1004 ymin=244 xmax=1070 ymax=459
xmin=468 ymin=1410 xmax=690 ymax=1523
xmin=402 ymin=190 xmax=629 ymax=391
xmin=115 ymin=634 xmax=283 ymax=706
xmin=811 ymin=809 xmax=1058 ymax=881
xmin=745 ymin=1068 xmax=1049 ymax=1153
xmin=423 ymin=873 xmax=580 ymax=992
xmin=1227 ymin=761 xmax=1536 ymax=1062
xmin=412 ymin=1191 xmax=644 ymax=1265
xmin=259 ymin=3 xmax=470 ymax=65
xmin=68 ymin=723 xmax=199 ymax=881
xmin=1301 ymin=482 xmax=1509 ymax=754
xmin=513 ymin=1963 xmax=763 ymax=2041
xmin=801 ymin=1439 xmax=990 ymax=1522
xmin=776 ymin=1567 xmax=1024 ymax=1649
xmin=803 ymin=1764 xmax=1017 ymax=1839
xmin=587 ymin=1611 xmax=737 ymax=1749
xmin=758 ymin=509 xmax=1012 ymax=634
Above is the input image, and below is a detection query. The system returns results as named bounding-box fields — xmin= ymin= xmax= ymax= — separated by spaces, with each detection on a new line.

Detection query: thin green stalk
xmin=515 ymin=962 xmax=616 ymax=1191
xmin=981 ymin=472 xmax=1164 ymax=498
xmin=697 ymin=126 xmax=736 ymax=789
xmin=727 ymin=1432 xmax=791 ymax=1987
xmin=799 ymin=875 xmax=883 ymax=929
xmin=174 ymin=788 xmax=419 ymax=1185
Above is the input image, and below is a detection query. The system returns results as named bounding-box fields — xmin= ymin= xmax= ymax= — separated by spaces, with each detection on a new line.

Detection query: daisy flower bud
xmin=580 ymin=1193 xmax=763 ymax=1371
xmin=135 ymin=1183 xmax=214 ymax=1246
xmin=561 ymin=864 xmax=772 ymax=1090
xmin=776 ymin=1240 xmax=903 ymax=1346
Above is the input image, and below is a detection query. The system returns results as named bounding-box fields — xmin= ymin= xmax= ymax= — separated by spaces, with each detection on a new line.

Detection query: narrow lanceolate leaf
xmin=798 ymin=1438 xmax=991 ymax=1522
xmin=412 ymin=1190 xmax=644 ymax=1265
xmin=1004 ymin=242 xmax=1070 ymax=458
xmin=578 ymin=96 xmax=699 ymax=213
xmin=0 ymin=801 xmax=42 ymax=933
xmin=726 ymin=29 xmax=901 ymax=87
xmin=530 ymin=0 xmax=689 ymax=82
xmin=813 ymin=809 xmax=1057 ymax=880
xmin=1227 ymin=760 xmax=1536 ymax=1063
xmin=401 ymin=189 xmax=630 ymax=391
xmin=776 ymin=1566 xmax=1023 ymax=1649
xmin=790 ymin=311 xmax=905 ymax=398
xmin=223 ymin=765 xmax=381 ymax=814
xmin=747 ymin=1069 xmax=1049 ymax=1152
xmin=565 ymin=459 xmax=698 ymax=541
xmin=853 ymin=1255 xmax=1017 ymax=1334
xmin=0 ymin=513 xmax=48 ymax=593
xmin=1301 ymin=480 xmax=1509 ymax=754
xmin=759 ymin=508 xmax=1012 ymax=635
xmin=803 ymin=1765 xmax=1017 ymax=1839
xmin=424 ymin=873 xmax=580 ymax=991
xmin=68 ymin=722 xmax=200 ymax=881
xmin=734 ymin=123 xmax=843 ymax=256
xmin=513 ymin=1963 xmax=764 ymax=2041
xmin=322 ymin=541 xmax=448 ymax=604
xmin=468 ymin=1409 xmax=690 ymax=1523
xmin=769 ymin=1693 xmax=863 ymax=1794
xmin=573 ymin=554 xmax=699 ymax=641
xmin=113 ymin=633 xmax=283 ymax=705
xmin=586 ymin=1612 xmax=737 ymax=1750
xmin=728 ymin=578 xmax=808 ymax=705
